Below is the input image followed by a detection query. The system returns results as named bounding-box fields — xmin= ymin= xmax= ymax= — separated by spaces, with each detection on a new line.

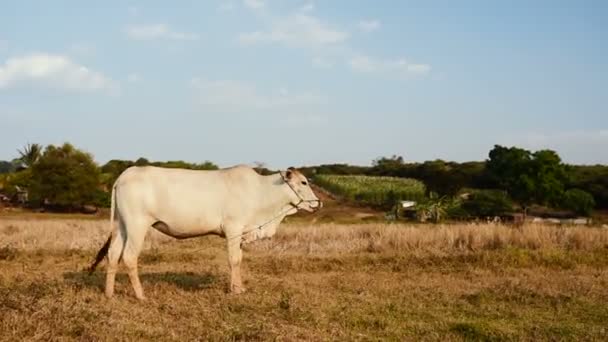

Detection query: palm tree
xmin=416 ymin=192 xmax=453 ymax=223
xmin=17 ymin=143 xmax=42 ymax=168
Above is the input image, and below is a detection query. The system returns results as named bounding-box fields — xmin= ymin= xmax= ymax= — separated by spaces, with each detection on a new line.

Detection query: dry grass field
xmin=1 ymin=217 xmax=608 ymax=341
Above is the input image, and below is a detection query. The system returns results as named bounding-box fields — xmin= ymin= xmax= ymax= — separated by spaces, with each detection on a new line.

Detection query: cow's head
xmin=281 ymin=167 xmax=322 ymax=212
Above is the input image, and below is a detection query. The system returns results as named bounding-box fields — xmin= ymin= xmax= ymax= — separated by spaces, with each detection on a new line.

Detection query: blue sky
xmin=1 ymin=0 xmax=607 ymax=168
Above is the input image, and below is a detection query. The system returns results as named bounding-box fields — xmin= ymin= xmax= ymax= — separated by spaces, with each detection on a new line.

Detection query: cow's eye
xmin=301 ymin=181 xmax=308 ymax=185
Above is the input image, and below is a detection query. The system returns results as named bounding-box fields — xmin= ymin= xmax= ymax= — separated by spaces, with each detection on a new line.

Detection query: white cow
xmin=88 ymin=165 xmax=321 ymax=300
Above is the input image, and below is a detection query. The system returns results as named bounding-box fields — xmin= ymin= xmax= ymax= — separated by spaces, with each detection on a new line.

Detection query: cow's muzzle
xmin=310 ymin=200 xmax=323 ymax=211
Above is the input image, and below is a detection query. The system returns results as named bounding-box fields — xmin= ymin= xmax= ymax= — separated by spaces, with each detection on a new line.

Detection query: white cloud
xmin=358 ymin=19 xmax=380 ymax=32
xmin=243 ymin=0 xmax=265 ymax=9
xmin=236 ymin=4 xmax=428 ymax=80
xmin=218 ymin=1 xmax=236 ymax=11
xmin=0 ymin=53 xmax=118 ymax=93
xmin=349 ymin=55 xmax=431 ymax=75
xmin=312 ymin=57 xmax=333 ymax=68
xmin=190 ymin=78 xmax=323 ymax=111
xmin=298 ymin=2 xmax=315 ymax=12
xmin=127 ymin=73 xmax=140 ymax=83
xmin=126 ymin=24 xmax=199 ymax=41
xmin=238 ymin=13 xmax=349 ymax=48
xmin=68 ymin=43 xmax=96 ymax=57
xmin=406 ymin=63 xmax=432 ymax=74
xmin=349 ymin=56 xmax=377 ymax=72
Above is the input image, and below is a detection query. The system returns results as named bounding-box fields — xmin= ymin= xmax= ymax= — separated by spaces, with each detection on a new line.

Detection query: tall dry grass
xmin=0 ymin=219 xmax=172 ymax=251
xmin=2 ymin=218 xmax=608 ymax=340
xmin=252 ymin=223 xmax=608 ymax=254
xmin=1 ymin=219 xmax=607 ymax=254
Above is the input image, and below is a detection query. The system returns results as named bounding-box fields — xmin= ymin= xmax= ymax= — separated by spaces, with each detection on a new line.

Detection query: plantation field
xmin=1 ymin=218 xmax=608 ymax=341
xmin=313 ymin=175 xmax=426 ymax=208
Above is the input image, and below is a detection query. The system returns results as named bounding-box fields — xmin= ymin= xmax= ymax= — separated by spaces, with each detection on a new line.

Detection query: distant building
xmin=400 ymin=201 xmax=416 ymax=209
xmin=14 ymin=186 xmax=28 ymax=204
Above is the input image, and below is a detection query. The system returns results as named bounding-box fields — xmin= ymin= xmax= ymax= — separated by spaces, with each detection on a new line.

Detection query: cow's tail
xmin=88 ymin=184 xmax=117 ymax=275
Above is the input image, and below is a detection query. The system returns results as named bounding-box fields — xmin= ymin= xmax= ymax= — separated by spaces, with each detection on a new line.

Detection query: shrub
xmin=460 ymin=189 xmax=514 ymax=217
xmin=92 ymin=189 xmax=111 ymax=208
xmin=28 ymin=143 xmax=101 ymax=209
xmin=3 ymin=169 xmax=33 ymax=198
xmin=560 ymin=189 xmax=595 ymax=216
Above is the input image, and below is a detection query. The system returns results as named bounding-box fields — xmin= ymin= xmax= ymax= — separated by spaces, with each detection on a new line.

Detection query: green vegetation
xmin=304 ymin=145 xmax=607 ymax=218
xmin=17 ymin=143 xmax=42 ymax=168
xmin=560 ymin=189 xmax=596 ymax=216
xmin=486 ymin=146 xmax=568 ymax=214
xmin=566 ymin=164 xmax=608 ymax=210
xmin=1 ymin=141 xmax=608 ymax=217
xmin=458 ymin=189 xmax=515 ymax=218
xmin=100 ymin=158 xmax=218 ymax=189
xmin=0 ymin=160 xmax=16 ymax=174
xmin=314 ymin=174 xmax=426 ymax=208
xmin=0 ymin=143 xmax=218 ymax=211
xmin=29 ymin=143 xmax=101 ymax=210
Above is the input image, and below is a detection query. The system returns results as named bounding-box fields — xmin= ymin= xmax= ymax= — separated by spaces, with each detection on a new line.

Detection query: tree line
xmin=0 ymin=142 xmax=606 ymax=217
xmin=0 ymin=143 xmax=217 ymax=212
xmin=299 ymin=146 xmax=606 ymax=216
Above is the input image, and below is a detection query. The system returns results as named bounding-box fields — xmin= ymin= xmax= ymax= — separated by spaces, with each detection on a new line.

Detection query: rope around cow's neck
xmin=226 ymin=204 xmax=296 ymax=244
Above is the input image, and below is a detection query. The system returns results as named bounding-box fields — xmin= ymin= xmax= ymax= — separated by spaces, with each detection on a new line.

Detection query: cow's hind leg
xmin=105 ymin=219 xmax=126 ymax=298
xmin=122 ymin=218 xmax=150 ymax=300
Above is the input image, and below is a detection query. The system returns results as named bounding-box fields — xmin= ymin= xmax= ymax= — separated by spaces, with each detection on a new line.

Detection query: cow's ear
xmin=287 ymin=166 xmax=295 ymax=171
xmin=285 ymin=170 xmax=293 ymax=180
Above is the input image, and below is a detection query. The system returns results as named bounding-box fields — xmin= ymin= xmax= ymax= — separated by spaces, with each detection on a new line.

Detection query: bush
xmin=92 ymin=189 xmax=111 ymax=208
xmin=3 ymin=169 xmax=33 ymax=198
xmin=29 ymin=143 xmax=101 ymax=209
xmin=460 ymin=190 xmax=514 ymax=217
xmin=560 ymin=189 xmax=595 ymax=216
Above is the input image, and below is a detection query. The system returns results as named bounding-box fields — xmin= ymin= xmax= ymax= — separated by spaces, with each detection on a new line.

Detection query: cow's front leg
xmin=227 ymin=237 xmax=246 ymax=294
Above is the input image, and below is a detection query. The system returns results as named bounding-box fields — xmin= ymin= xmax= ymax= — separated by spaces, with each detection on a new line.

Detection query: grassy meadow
xmin=1 ymin=218 xmax=608 ymax=341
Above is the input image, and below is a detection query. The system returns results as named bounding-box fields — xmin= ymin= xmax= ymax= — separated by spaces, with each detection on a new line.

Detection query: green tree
xmin=29 ymin=143 xmax=101 ymax=209
xmin=566 ymin=165 xmax=608 ymax=209
xmin=486 ymin=145 xmax=533 ymax=202
xmin=486 ymin=145 xmax=567 ymax=216
xmin=3 ymin=169 xmax=33 ymax=197
xmin=135 ymin=157 xmax=150 ymax=166
xmin=371 ymin=155 xmax=406 ymax=176
xmin=560 ymin=189 xmax=595 ymax=216
xmin=416 ymin=160 xmax=467 ymax=196
xmin=530 ymin=150 xmax=567 ymax=206
xmin=0 ymin=160 xmax=15 ymax=174
xmin=193 ymin=161 xmax=219 ymax=170
xmin=17 ymin=143 xmax=42 ymax=168
xmin=100 ymin=159 xmax=135 ymax=190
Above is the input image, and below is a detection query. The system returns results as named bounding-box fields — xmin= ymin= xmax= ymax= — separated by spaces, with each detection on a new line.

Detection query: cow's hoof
xmin=231 ymin=286 xmax=247 ymax=294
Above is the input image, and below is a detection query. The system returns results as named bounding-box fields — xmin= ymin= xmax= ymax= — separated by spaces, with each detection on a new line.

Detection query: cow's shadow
xmin=63 ymin=270 xmax=218 ymax=292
